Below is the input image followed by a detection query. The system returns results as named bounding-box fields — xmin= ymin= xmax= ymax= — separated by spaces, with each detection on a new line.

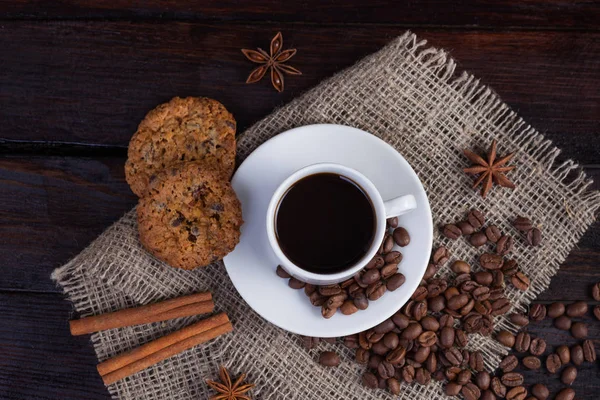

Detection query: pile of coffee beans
xmin=441 ymin=210 xmax=542 ymax=251
xmin=276 ymin=217 xmax=408 ymax=319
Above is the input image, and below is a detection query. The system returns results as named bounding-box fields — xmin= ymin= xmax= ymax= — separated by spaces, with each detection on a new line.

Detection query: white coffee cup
xmin=266 ymin=163 xmax=417 ymax=285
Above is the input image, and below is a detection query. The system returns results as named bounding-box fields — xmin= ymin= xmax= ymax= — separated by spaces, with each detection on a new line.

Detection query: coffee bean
xmin=480 ymin=253 xmax=504 ymax=270
xmin=554 ymin=315 xmax=572 ymax=330
xmin=340 ymin=300 xmax=359 ymax=315
xmin=383 ymin=377 xmax=400 ymax=395
xmin=474 ymin=300 xmax=493 ymax=315
xmin=372 ymin=318 xmax=394 ymax=334
xmin=501 ymin=372 xmax=524 ymax=387
xmin=383 ymin=234 xmax=394 ymax=253
xmin=384 ymin=346 xmax=405 ymax=365
xmin=529 ymin=304 xmax=547 ymax=321
xmin=445 ymin=365 xmax=460 ymax=380
xmin=377 ymin=360 xmax=395 ymax=379
xmin=372 ymin=341 xmax=389 ymax=355
xmin=506 ymin=386 xmax=527 ymax=400
xmin=402 ymin=365 xmax=415 ymax=383
xmin=491 ymin=377 xmax=506 ymax=397
xmin=412 ymin=301 xmax=428 ymax=321
xmin=455 ymin=329 xmax=468 ymax=348
xmin=380 ymin=332 xmax=397 ymax=350
xmin=485 ymin=225 xmax=502 ymax=243
xmin=501 ymin=259 xmax=518 ymax=276
xmin=367 ymin=281 xmax=387 ymax=301
xmin=571 ymin=344 xmax=584 ymax=366
xmin=445 ymin=286 xmax=461 ymax=300
xmin=304 ymin=283 xmax=318 ymax=296
xmin=491 ymin=270 xmax=505 ymax=289
xmin=529 ymin=338 xmax=546 ymax=356
xmin=276 ymin=265 xmax=291 ymax=278
xmin=594 ymin=305 xmax=600 ymax=320
xmin=319 ymin=351 xmax=340 ymax=367
xmin=515 ymin=332 xmax=531 ymax=353
xmin=319 ymin=284 xmax=341 ymax=296
xmin=401 ymin=322 xmax=423 ymax=340
xmin=353 ymin=293 xmax=369 ymax=310
xmin=381 ymin=264 xmax=400 ymax=280
xmin=491 ymin=298 xmax=511 ymax=316
xmin=384 ymin=251 xmax=402 ymax=264
xmin=531 ymin=384 xmax=549 ymax=400
xmin=321 ymin=305 xmax=337 ymax=319
xmin=367 ymin=353 xmax=382 ymax=369
xmin=449 ymin=260 xmax=470 ymax=274
xmin=547 ymin=302 xmax=565 ymax=318
xmin=526 ymin=227 xmax=542 ymax=246
xmin=413 ymin=345 xmax=431 ymax=364
xmin=470 ymin=351 xmax=484 ymax=372
xmin=343 ymin=334 xmax=358 ymax=349
xmin=470 ymin=232 xmax=488 ymax=247
xmin=480 ymin=390 xmax=496 ymax=400
xmin=497 ymin=330 xmax=516 ymax=348
xmin=456 ymin=369 xmax=472 ymax=385
xmin=445 ymin=382 xmax=462 ymax=396
xmin=445 ymin=347 xmax=463 ymax=366
xmin=496 ymin=235 xmax=513 ymax=255
xmin=424 ymin=351 xmax=436 ymax=372
xmin=386 ymin=273 xmax=406 ymax=292
xmin=387 ymin=216 xmax=399 ymax=228
xmin=392 ymin=312 xmax=410 ymax=329
xmin=432 ymin=246 xmax=450 ymax=265
xmin=513 ymin=216 xmax=532 ymax=231
xmin=546 ymin=353 xmax=562 ymax=373
xmin=366 ymin=255 xmax=384 ymax=270
xmin=423 ymin=263 xmax=438 ymax=280
xmin=583 ymin=339 xmax=596 ymax=362
xmin=560 ymin=365 xmax=577 ymax=385
xmin=570 ymin=322 xmax=588 ymax=339
xmin=439 ymin=314 xmax=455 ymax=328
xmin=593 ymin=281 xmax=600 ymax=301
xmin=393 ymin=227 xmax=410 ymax=247
xmin=474 ymin=271 xmax=493 ymax=286
xmin=327 ymin=292 xmax=348 ymax=309
xmin=362 ymin=269 xmax=380 ymax=285
xmin=419 ymin=315 xmax=439 ymax=332
xmin=473 ymin=286 xmax=491 ymax=301
xmin=523 ymin=356 xmax=541 ymax=370
xmin=440 ymin=326 xmax=455 ymax=348
xmin=417 ymin=331 xmax=437 ymax=347
xmin=415 ymin=367 xmax=431 ymax=385
xmin=475 ymin=371 xmax=491 ymax=391
xmin=354 ymin=348 xmax=369 ymax=364
xmin=457 ymin=220 xmax=475 ymax=235
xmin=442 ymin=224 xmax=462 ymax=240
xmin=448 ymin=294 xmax=470 ymax=310
xmin=566 ymin=301 xmax=588 ymax=317
xmin=509 ymin=313 xmax=530 ymax=327
xmin=362 ymin=371 xmax=378 ymax=388
xmin=411 ymin=286 xmax=428 ymax=301
xmin=468 ymin=209 xmax=485 ymax=229
xmin=554 ymin=345 xmax=570 ymax=364
xmin=288 ymin=277 xmax=306 ymax=289
xmin=462 ymin=382 xmax=481 ymax=400
xmin=555 ymin=388 xmax=575 ymax=400
xmin=511 ymin=272 xmax=530 ymax=291
xmin=500 ymin=354 xmax=519 ymax=372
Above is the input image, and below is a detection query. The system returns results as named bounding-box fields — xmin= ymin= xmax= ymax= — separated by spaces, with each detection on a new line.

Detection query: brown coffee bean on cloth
xmin=318 ymin=351 xmax=340 ymax=367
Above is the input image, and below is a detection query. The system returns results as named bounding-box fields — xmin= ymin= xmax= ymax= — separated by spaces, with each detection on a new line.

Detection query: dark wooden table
xmin=1 ymin=1 xmax=599 ymax=399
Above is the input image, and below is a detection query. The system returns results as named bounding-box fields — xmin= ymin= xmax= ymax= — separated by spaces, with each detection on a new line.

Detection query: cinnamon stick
xmin=97 ymin=312 xmax=229 ymax=376
xmin=99 ymin=314 xmax=232 ymax=385
xmin=70 ymin=292 xmax=213 ymax=336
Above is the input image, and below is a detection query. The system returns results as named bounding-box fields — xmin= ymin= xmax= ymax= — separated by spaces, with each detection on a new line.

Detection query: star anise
xmin=206 ymin=365 xmax=255 ymax=400
xmin=242 ymin=32 xmax=301 ymax=92
xmin=463 ymin=139 xmax=516 ymax=198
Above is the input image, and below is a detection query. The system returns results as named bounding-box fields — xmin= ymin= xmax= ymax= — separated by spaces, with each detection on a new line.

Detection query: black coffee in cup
xmin=275 ymin=173 xmax=376 ymax=274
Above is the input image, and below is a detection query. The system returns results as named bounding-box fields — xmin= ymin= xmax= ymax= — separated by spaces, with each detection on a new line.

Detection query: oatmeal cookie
xmin=125 ymin=97 xmax=236 ymax=197
xmin=137 ymin=162 xmax=243 ymax=270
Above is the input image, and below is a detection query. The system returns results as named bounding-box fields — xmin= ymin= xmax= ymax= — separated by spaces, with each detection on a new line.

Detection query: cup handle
xmin=383 ymin=194 xmax=417 ymax=218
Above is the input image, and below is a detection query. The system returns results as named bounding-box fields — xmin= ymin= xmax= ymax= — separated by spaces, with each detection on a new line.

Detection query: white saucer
xmin=223 ymin=124 xmax=433 ymax=337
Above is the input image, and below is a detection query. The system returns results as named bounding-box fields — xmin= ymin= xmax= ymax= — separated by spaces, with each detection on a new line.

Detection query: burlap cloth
xmin=52 ymin=31 xmax=599 ymax=400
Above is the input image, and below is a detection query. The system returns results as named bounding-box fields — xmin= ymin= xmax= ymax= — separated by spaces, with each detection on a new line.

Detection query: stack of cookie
xmin=125 ymin=97 xmax=243 ymax=270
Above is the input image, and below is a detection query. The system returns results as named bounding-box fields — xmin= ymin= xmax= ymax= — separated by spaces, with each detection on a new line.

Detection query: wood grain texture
xmin=0 ymin=291 xmax=598 ymax=400
xmin=0 ymin=23 xmax=599 ymax=163
xmin=3 ymin=0 xmax=600 ymax=29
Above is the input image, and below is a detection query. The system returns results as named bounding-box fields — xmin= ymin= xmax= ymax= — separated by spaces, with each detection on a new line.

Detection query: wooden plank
xmin=2 ymin=0 xmax=600 ymax=29
xmin=0 ymin=155 xmax=598 ymax=296
xmin=0 ymin=22 xmax=599 ymax=163
xmin=0 ymin=290 xmax=598 ymax=399
xmin=0 ymin=156 xmax=136 ymax=291
xmin=0 ymin=292 xmax=107 ymax=399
